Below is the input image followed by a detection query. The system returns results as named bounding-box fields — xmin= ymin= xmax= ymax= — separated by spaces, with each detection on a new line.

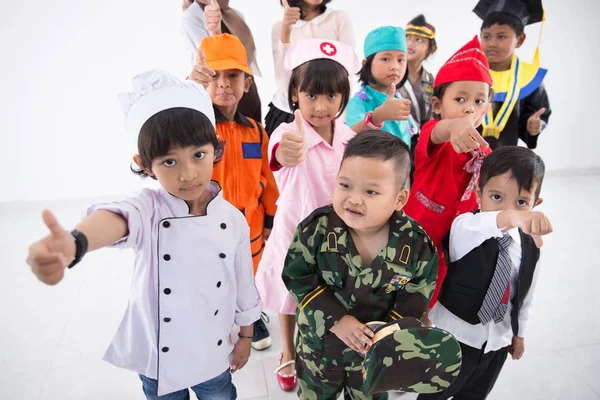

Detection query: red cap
xmin=434 ymin=36 xmax=493 ymax=88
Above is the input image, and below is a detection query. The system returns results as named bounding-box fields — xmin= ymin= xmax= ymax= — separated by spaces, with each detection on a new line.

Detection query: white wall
xmin=1 ymin=0 xmax=598 ymax=203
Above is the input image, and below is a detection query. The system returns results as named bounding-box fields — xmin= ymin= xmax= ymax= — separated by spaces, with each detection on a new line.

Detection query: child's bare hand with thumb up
xmin=276 ymin=110 xmax=306 ymax=168
xmin=204 ymin=0 xmax=222 ymax=36
xmin=189 ymin=48 xmax=216 ymax=89
xmin=26 ymin=210 xmax=75 ymax=285
xmin=371 ymin=83 xmax=411 ymax=126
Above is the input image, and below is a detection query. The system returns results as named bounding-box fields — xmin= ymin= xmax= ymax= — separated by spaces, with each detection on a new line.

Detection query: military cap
xmin=362 ymin=317 xmax=462 ymax=395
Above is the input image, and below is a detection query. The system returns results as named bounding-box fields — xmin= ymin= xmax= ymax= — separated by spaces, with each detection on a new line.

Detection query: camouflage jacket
xmin=282 ymin=205 xmax=438 ymax=367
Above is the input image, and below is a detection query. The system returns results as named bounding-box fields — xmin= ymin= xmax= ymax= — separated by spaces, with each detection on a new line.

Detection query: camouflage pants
xmin=296 ymin=356 xmax=388 ymax=400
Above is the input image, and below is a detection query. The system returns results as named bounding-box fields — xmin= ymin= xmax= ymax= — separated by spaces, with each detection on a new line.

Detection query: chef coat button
xmin=214 ymin=310 xmax=219 ymax=316
xmin=219 ymin=253 xmax=226 ymax=259
xmin=164 ymin=254 xmax=171 ymax=261
xmin=216 ymin=281 xmax=222 ymax=288
xmin=164 ymin=288 xmax=171 ymax=295
xmin=164 ymin=317 xmax=171 ymax=322
xmin=217 ymin=340 xmax=223 ymax=346
xmin=162 ymin=347 xmax=169 ymax=352
xmin=220 ymin=223 xmax=227 ymax=229
xmin=163 ymin=221 xmax=170 ymax=228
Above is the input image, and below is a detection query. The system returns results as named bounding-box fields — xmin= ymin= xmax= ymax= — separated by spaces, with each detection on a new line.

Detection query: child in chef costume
xmin=25 ymin=70 xmax=262 ymax=399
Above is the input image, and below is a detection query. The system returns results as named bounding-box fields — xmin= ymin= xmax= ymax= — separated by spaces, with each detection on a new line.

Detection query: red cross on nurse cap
xmin=283 ymin=38 xmax=360 ymax=75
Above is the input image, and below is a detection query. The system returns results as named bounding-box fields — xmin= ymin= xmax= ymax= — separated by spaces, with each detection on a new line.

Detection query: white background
xmin=1 ymin=0 xmax=598 ymax=203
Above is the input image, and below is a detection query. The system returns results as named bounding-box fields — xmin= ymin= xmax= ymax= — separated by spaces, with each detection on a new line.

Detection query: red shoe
xmin=274 ymin=357 xmax=297 ymax=392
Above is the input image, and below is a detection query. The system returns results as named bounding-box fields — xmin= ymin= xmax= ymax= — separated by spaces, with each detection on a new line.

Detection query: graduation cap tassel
xmin=532 ymin=8 xmax=545 ymax=66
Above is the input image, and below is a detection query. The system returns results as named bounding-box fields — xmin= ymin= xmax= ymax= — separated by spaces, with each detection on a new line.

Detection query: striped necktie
xmin=478 ymin=234 xmax=513 ymax=324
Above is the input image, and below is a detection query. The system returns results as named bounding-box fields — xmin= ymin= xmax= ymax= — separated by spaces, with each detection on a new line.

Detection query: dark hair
xmin=342 ymin=130 xmax=411 ymax=187
xmin=432 ymin=82 xmax=451 ymax=103
xmin=481 ymin=12 xmax=524 ymax=36
xmin=288 ymin=58 xmax=351 ymax=118
xmin=357 ymin=54 xmax=409 ymax=90
xmin=407 ymin=14 xmax=437 ymax=52
xmin=132 ymin=107 xmax=223 ymax=179
xmin=479 ymin=146 xmax=545 ymax=199
xmin=431 ymin=82 xmax=493 ymax=119
xmin=280 ymin=0 xmax=331 ymax=19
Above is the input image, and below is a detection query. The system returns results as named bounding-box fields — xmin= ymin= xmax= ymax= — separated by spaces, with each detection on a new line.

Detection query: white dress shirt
xmin=86 ymin=181 xmax=262 ymax=395
xmin=429 ymin=211 xmax=542 ymax=353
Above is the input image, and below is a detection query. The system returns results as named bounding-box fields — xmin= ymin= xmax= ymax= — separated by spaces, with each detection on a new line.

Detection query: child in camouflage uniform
xmin=282 ymin=130 xmax=439 ymax=399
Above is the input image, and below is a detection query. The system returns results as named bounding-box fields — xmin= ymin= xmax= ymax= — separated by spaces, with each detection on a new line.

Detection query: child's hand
xmin=189 ymin=48 xmax=216 ymax=89
xmin=527 ymin=108 xmax=546 ymax=136
xmin=448 ymin=104 xmax=490 ymax=153
xmin=372 ymin=83 xmax=412 ymax=124
xmin=281 ymin=0 xmax=301 ymax=43
xmin=509 ymin=336 xmax=525 ymax=360
xmin=329 ymin=315 xmax=374 ymax=355
xmin=230 ymin=337 xmax=252 ymax=373
xmin=275 ymin=110 xmax=305 ymax=168
xmin=26 ymin=210 xmax=76 ymax=285
xmin=263 ymin=228 xmax=272 ymax=241
xmin=204 ymin=0 xmax=222 ymax=36
xmin=506 ymin=210 xmax=552 ymax=248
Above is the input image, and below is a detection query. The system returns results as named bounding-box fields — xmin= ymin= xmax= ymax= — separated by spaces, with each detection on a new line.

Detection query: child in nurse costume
xmin=254 ymin=38 xmax=359 ymax=392
xmin=26 ymin=70 xmax=262 ymax=399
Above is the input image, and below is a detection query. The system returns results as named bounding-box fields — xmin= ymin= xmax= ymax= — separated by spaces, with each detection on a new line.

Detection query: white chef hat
xmin=118 ymin=69 xmax=216 ymax=144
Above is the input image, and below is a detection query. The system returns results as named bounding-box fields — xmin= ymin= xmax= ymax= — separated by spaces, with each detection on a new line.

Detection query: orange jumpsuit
xmin=211 ymin=108 xmax=279 ymax=274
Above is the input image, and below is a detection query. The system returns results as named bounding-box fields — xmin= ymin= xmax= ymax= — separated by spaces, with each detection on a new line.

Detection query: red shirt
xmin=405 ymin=119 xmax=491 ymax=245
xmin=405 ymin=120 xmax=491 ymax=306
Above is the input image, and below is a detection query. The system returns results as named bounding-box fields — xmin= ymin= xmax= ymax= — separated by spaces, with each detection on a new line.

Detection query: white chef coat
xmin=86 ymin=181 xmax=262 ymax=395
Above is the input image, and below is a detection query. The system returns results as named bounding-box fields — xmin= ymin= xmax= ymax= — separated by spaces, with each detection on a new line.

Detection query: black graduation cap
xmin=473 ymin=0 xmax=544 ymax=26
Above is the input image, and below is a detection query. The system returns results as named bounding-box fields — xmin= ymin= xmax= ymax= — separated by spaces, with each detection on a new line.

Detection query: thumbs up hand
xmin=527 ymin=108 xmax=546 ymax=136
xmin=448 ymin=103 xmax=491 ymax=154
xmin=189 ymin=47 xmax=216 ymax=89
xmin=371 ymin=83 xmax=412 ymax=126
xmin=281 ymin=0 xmax=301 ymax=43
xmin=26 ymin=210 xmax=76 ymax=285
xmin=276 ymin=110 xmax=306 ymax=168
xmin=204 ymin=0 xmax=222 ymax=36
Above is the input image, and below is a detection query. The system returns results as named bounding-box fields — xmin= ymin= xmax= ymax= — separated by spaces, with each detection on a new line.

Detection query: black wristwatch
xmin=68 ymin=229 xmax=89 ymax=269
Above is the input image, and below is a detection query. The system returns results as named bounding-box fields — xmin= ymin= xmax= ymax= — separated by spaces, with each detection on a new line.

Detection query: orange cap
xmin=199 ymin=33 xmax=253 ymax=75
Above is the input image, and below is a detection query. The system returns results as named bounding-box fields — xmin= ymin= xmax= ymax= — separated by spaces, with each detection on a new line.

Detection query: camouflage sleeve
xmin=282 ymin=223 xmax=348 ymax=339
xmin=391 ymin=233 xmax=438 ymax=319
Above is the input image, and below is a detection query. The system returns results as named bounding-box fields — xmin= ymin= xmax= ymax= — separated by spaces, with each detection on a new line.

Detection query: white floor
xmin=1 ymin=171 xmax=599 ymax=400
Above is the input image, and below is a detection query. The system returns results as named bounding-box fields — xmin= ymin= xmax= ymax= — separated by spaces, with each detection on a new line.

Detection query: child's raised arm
xmin=430 ymin=104 xmax=490 ymax=152
xmin=27 ymin=209 xmax=128 ymax=285
xmin=496 ymin=210 xmax=552 ymax=248
xmin=349 ymin=83 xmax=411 ymax=133
xmin=203 ymin=0 xmax=222 ymax=36
xmin=275 ymin=110 xmax=306 ymax=168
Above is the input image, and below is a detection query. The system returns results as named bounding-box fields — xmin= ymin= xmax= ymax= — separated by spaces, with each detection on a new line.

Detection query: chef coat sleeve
xmin=84 ymin=189 xmax=155 ymax=250
xmin=233 ymin=217 xmax=263 ymax=327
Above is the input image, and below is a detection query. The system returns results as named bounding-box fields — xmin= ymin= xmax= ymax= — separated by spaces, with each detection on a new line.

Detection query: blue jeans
xmin=139 ymin=369 xmax=237 ymax=400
